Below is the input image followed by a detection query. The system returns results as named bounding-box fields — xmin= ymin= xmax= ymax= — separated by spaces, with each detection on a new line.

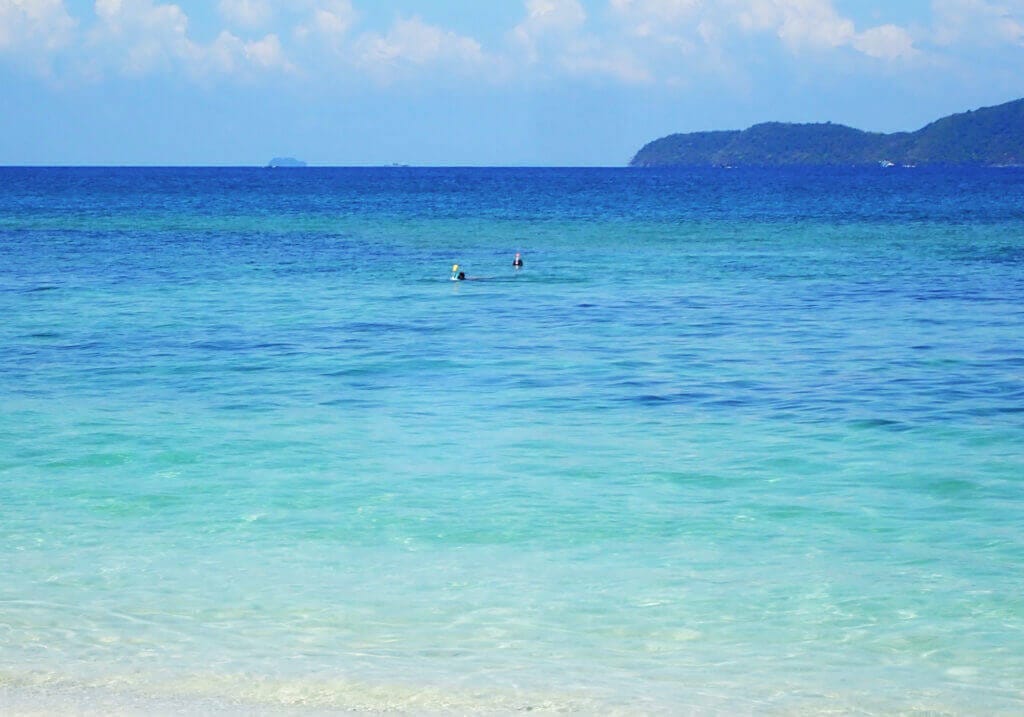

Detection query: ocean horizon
xmin=2 ymin=166 xmax=1023 ymax=715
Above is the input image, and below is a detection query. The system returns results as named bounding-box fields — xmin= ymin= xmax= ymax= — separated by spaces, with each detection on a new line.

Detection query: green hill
xmin=630 ymin=98 xmax=1024 ymax=167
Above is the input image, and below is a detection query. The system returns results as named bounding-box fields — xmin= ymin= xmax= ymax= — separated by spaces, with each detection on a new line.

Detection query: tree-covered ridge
xmin=630 ymin=98 xmax=1024 ymax=167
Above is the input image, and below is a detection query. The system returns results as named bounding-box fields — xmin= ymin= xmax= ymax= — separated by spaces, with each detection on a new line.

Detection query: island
xmin=630 ymin=97 xmax=1024 ymax=167
xmin=266 ymin=157 xmax=307 ymax=168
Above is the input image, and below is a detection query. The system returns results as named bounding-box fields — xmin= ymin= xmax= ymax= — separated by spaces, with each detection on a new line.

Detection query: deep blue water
xmin=1 ymin=167 xmax=1023 ymax=714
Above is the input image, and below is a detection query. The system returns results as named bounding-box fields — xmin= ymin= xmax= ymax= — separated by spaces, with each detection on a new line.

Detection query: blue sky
xmin=2 ymin=0 xmax=1023 ymax=165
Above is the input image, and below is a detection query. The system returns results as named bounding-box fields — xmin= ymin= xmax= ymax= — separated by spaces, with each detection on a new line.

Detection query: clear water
xmin=1 ymin=167 xmax=1023 ymax=714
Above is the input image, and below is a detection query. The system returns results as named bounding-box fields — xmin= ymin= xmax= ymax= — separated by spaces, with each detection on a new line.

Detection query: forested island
xmin=631 ymin=98 xmax=1024 ymax=167
xmin=266 ymin=157 xmax=307 ymax=168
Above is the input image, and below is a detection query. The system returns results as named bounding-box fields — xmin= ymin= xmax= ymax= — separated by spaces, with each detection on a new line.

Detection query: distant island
xmin=630 ymin=98 xmax=1024 ymax=167
xmin=266 ymin=157 xmax=307 ymax=168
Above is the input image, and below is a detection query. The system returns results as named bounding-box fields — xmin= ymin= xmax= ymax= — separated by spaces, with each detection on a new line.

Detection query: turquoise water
xmin=1 ymin=167 xmax=1023 ymax=714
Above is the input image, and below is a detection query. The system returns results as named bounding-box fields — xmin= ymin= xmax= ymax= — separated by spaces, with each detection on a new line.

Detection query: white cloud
xmin=204 ymin=29 xmax=243 ymax=73
xmin=91 ymin=0 xmax=293 ymax=76
xmin=854 ymin=24 xmax=916 ymax=60
xmin=509 ymin=0 xmax=652 ymax=83
xmin=730 ymin=0 xmax=857 ymax=50
xmin=244 ymin=32 xmax=289 ymax=68
xmin=0 ymin=0 xmax=950 ymax=90
xmin=218 ymin=0 xmax=272 ymax=29
xmin=93 ymin=0 xmax=199 ymax=74
xmin=610 ymin=0 xmax=700 ymax=20
xmin=769 ymin=1 xmax=856 ymax=49
xmin=356 ymin=15 xmax=485 ymax=71
xmin=743 ymin=0 xmax=919 ymax=58
xmin=0 ymin=0 xmax=76 ymax=53
xmin=513 ymin=0 xmax=586 ymax=59
xmin=610 ymin=0 xmax=700 ymax=37
xmin=517 ymin=0 xmax=587 ymax=34
xmin=294 ymin=0 xmax=356 ymax=43
xmin=932 ymin=0 xmax=1024 ymax=46
xmin=610 ymin=0 xmax=917 ymax=62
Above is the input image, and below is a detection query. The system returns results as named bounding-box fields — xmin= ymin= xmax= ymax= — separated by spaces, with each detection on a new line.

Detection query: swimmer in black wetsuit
xmin=513 ymin=252 xmax=523 ymax=267
xmin=451 ymin=264 xmax=467 ymax=281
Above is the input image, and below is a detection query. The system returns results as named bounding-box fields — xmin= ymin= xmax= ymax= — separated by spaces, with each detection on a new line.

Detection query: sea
xmin=1 ymin=166 xmax=1022 ymax=715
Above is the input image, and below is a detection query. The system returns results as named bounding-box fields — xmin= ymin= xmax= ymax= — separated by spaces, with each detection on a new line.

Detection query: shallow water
xmin=1 ymin=167 xmax=1023 ymax=714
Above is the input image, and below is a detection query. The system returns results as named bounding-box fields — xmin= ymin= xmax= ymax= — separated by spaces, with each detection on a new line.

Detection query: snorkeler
xmin=450 ymin=264 xmax=466 ymax=281
xmin=513 ymin=252 xmax=523 ymax=267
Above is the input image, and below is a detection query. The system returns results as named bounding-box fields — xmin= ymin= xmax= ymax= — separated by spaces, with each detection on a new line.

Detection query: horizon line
xmin=0 ymin=164 xmax=632 ymax=169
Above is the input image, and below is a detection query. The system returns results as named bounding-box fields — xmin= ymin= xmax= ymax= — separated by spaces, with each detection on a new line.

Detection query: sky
xmin=2 ymin=0 xmax=1023 ymax=166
